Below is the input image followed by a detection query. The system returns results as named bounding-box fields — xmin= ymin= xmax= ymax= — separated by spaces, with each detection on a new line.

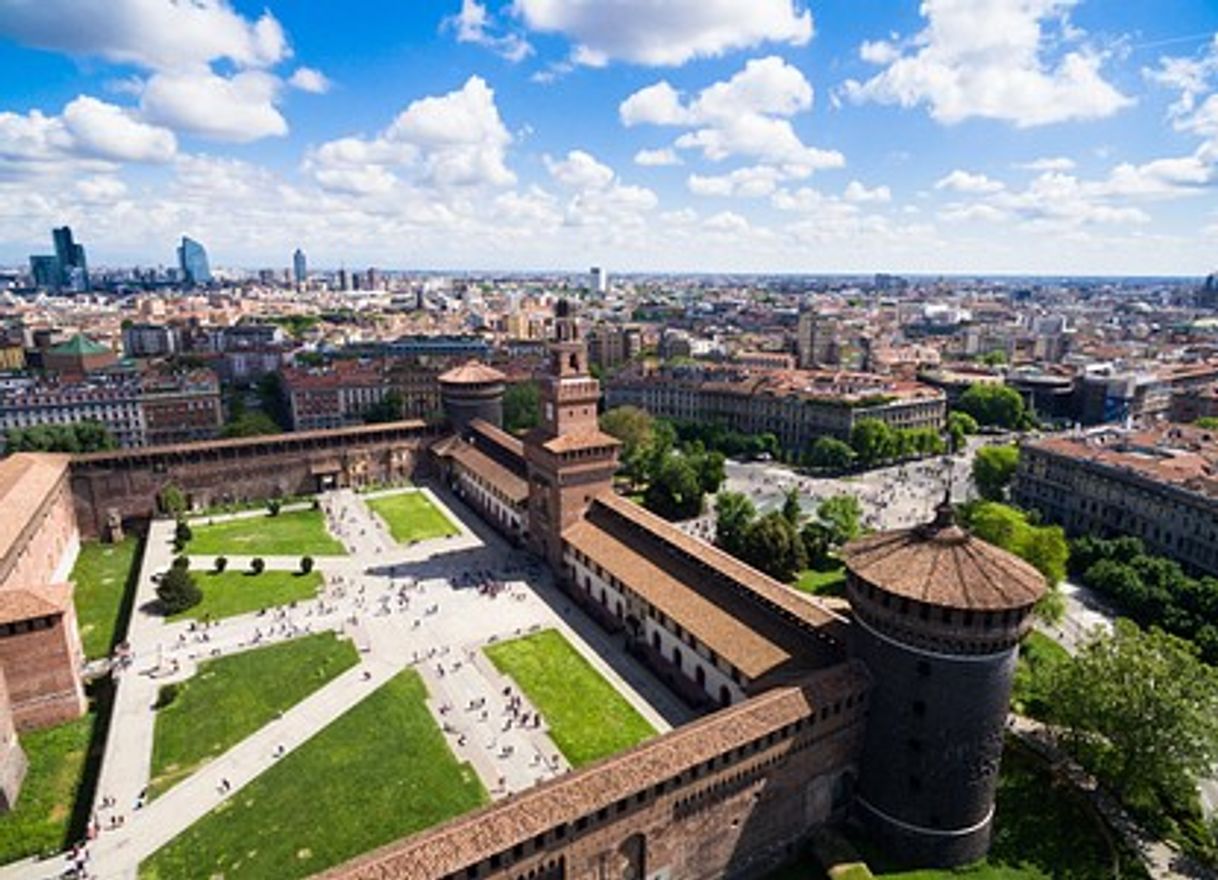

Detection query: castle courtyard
xmin=0 ymin=484 xmax=687 ymax=880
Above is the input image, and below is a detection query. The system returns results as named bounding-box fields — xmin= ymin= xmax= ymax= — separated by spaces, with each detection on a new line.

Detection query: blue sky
xmin=0 ymin=0 xmax=1216 ymax=275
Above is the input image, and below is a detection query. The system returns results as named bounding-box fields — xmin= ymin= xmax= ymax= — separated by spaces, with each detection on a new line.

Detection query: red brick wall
xmin=0 ymin=476 xmax=77 ymax=592
xmin=0 ymin=605 xmax=85 ymax=731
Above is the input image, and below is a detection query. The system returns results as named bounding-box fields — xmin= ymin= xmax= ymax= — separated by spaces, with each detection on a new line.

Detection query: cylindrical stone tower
xmin=841 ymin=501 xmax=1046 ymax=868
xmin=438 ymin=361 xmax=507 ymax=433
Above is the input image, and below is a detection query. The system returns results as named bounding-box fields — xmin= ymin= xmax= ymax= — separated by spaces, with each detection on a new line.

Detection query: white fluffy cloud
xmin=142 ymin=70 xmax=287 ymax=142
xmin=689 ymin=166 xmax=784 ymax=198
xmin=445 ymin=0 xmax=533 ymax=62
xmin=0 ymin=0 xmax=323 ymax=147
xmin=545 ymin=150 xmax=614 ymax=189
xmin=634 ymin=147 xmax=681 ymax=166
xmin=620 ymin=57 xmax=843 ymax=172
xmin=306 ymin=76 xmax=515 ymax=195
xmin=0 ymin=0 xmax=288 ymax=71
xmin=289 ymin=67 xmax=332 ymax=94
xmin=512 ymin=0 xmax=811 ymax=67
xmin=842 ymin=0 xmax=1131 ymax=127
xmin=935 ymin=170 xmax=1005 ymax=193
xmin=0 ymin=96 xmax=176 ymax=179
xmin=844 ymin=180 xmax=892 ymax=203
xmin=1018 ymin=156 xmax=1076 ymax=172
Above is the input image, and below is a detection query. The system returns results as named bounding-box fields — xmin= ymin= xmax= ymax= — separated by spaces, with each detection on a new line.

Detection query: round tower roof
xmin=841 ymin=503 xmax=1046 ymax=612
xmin=438 ymin=360 xmax=506 ymax=386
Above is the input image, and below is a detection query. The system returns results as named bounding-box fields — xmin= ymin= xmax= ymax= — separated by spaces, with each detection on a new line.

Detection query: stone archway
xmin=617 ymin=833 xmax=646 ymax=880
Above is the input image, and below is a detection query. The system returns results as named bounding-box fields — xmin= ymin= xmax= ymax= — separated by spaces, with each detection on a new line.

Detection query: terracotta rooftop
xmin=0 ymin=453 xmax=69 ymax=566
xmin=564 ymin=495 xmax=842 ymax=680
xmin=71 ymin=419 xmax=431 ymax=464
xmin=438 ymin=360 xmax=507 ymax=386
xmin=595 ymin=493 xmax=844 ymax=634
xmin=539 ymin=430 xmax=622 ymax=455
xmin=468 ymin=418 xmax=524 ymax=458
xmin=447 ymin=440 xmax=528 ymax=504
xmin=841 ymin=505 xmax=1046 ymax=612
xmin=0 ymin=582 xmax=72 ymax=625
xmin=315 ymin=662 xmax=869 ymax=880
xmin=1026 ymin=425 xmax=1218 ymax=499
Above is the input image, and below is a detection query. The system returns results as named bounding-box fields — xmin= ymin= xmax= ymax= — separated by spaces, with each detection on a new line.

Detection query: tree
xmin=781 ymin=487 xmax=803 ymax=525
xmin=807 ymin=436 xmax=856 ymax=470
xmin=947 ymin=411 xmax=978 ymax=453
xmin=159 ymin=484 xmax=187 ymax=519
xmin=157 ymin=566 xmax=201 ymax=615
xmin=4 ymin=420 xmax=116 ymax=453
xmin=300 ymin=555 xmax=314 ymax=574
xmin=692 ymin=449 xmax=726 ymax=495
xmin=250 ymin=557 xmax=265 ymax=575
xmin=171 ymin=554 xmax=190 ymax=571
xmin=364 ymin=390 xmax=405 ymax=424
xmin=957 ymin=384 xmax=1027 ymax=429
xmin=966 ymin=501 xmax=1067 ymax=622
xmin=174 ymin=521 xmax=193 ymax=545
xmin=1195 ymin=416 xmax=1218 ymax=430
xmin=267 ymin=498 xmax=282 ymax=517
xmin=979 ymin=350 xmax=1008 ymax=366
xmin=214 ymin=556 xmax=228 ymax=573
xmin=740 ymin=512 xmax=807 ymax=582
xmin=1049 ymin=620 xmax=1218 ymax=814
xmin=850 ymin=418 xmax=896 ymax=467
xmin=257 ymin=372 xmax=292 ymax=430
xmin=222 ymin=411 xmax=282 ymax=438
xmin=643 ymin=454 xmax=703 ymax=520
xmin=817 ymin=494 xmax=863 ymax=547
xmin=600 ymin=406 xmax=654 ymax=465
xmin=973 ymin=444 xmax=1020 ymax=501
xmin=714 ymin=491 xmax=756 ymax=557
xmin=503 ymin=381 xmax=541 ymax=433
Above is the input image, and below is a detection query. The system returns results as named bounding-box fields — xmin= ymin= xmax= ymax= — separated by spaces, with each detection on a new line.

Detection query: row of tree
xmin=4 ymin=420 xmax=117 ymax=453
xmin=1070 ymin=535 xmax=1218 ymax=665
xmin=848 ymin=418 xmax=946 ymax=468
xmin=714 ymin=488 xmax=861 ymax=582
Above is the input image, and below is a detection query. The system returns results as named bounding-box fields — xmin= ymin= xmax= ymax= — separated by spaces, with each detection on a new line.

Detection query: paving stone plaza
xmin=0 ymin=486 xmax=688 ymax=880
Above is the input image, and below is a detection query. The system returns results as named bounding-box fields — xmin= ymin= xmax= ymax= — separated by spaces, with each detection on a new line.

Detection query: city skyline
xmin=0 ymin=1 xmax=1217 ymax=275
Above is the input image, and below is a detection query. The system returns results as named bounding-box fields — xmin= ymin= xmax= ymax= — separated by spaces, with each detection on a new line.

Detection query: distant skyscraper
xmin=293 ymin=248 xmax=307 ymax=286
xmin=177 ymin=236 xmax=212 ymax=286
xmin=51 ymin=226 xmax=89 ymax=291
xmin=590 ymin=266 xmax=607 ymax=294
xmin=29 ymin=255 xmax=60 ymax=291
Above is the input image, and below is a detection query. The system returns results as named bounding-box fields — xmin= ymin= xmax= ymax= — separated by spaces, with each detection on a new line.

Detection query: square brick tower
xmin=524 ymin=300 xmax=620 ymax=571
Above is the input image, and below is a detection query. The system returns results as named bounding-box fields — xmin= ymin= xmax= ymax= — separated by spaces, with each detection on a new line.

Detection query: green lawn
xmin=71 ymin=537 xmax=141 ymax=660
xmin=794 ymin=565 xmax=847 ymax=597
xmin=186 ymin=509 xmax=345 ymax=557
xmin=484 ymin=629 xmax=656 ymax=767
xmin=167 ymin=570 xmax=323 ymax=622
xmin=365 ymin=491 xmax=459 ymax=544
xmin=0 ymin=713 xmax=94 ymax=865
xmin=148 ymin=633 xmax=359 ymax=799
xmin=141 ymin=669 xmax=486 ymax=880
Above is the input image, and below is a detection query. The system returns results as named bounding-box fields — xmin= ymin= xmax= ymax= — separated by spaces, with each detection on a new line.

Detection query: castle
xmin=0 ymin=301 xmax=1045 ymax=879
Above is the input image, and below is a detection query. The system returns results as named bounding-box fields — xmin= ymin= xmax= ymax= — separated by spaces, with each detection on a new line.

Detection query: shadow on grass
xmin=65 ymin=676 xmax=115 ymax=850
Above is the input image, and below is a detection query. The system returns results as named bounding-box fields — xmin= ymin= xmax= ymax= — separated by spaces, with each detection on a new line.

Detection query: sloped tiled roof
xmin=438 ymin=360 xmax=506 ymax=385
xmin=0 ymin=453 xmax=69 ymax=564
xmin=842 ymin=507 xmax=1046 ymax=611
xmin=315 ymin=662 xmax=869 ymax=880
xmin=0 ymin=582 xmax=71 ymax=625
xmin=49 ymin=333 xmax=110 ymax=356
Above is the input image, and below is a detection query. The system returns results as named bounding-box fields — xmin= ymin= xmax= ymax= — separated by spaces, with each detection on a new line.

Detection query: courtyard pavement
xmin=0 ymin=485 xmax=685 ymax=880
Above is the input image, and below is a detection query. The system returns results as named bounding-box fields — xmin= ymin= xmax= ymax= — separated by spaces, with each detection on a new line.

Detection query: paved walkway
xmin=0 ymin=485 xmax=684 ymax=880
